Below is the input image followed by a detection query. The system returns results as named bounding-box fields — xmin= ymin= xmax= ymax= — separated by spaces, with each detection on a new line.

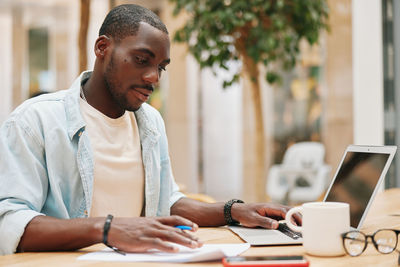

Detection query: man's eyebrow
xmin=135 ymin=48 xmax=155 ymax=58
xmin=135 ymin=48 xmax=170 ymax=64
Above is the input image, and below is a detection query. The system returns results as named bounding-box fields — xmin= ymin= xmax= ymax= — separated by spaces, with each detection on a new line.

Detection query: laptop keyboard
xmin=278 ymin=223 xmax=302 ymax=240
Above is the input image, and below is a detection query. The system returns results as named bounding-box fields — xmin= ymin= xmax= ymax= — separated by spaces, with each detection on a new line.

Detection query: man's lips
xmin=131 ymin=85 xmax=153 ymax=95
xmin=130 ymin=85 xmax=154 ymax=102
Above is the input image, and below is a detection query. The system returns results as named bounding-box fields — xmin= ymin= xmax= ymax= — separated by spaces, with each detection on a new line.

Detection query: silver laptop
xmin=229 ymin=145 xmax=397 ymax=245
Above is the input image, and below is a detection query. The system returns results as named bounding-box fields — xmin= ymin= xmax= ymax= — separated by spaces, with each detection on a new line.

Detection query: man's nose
xmin=142 ymin=67 xmax=159 ymax=84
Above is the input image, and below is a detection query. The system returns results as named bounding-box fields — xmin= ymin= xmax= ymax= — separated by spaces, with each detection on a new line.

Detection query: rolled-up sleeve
xmin=0 ymin=118 xmax=47 ymax=255
xmin=168 ymin=169 xmax=185 ymax=209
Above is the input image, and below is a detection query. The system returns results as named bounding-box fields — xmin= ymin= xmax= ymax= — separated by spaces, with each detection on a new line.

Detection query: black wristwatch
xmin=224 ymin=199 xmax=244 ymax=225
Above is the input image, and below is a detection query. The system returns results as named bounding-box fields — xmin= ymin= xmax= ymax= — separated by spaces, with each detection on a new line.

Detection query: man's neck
xmin=81 ymin=71 xmax=125 ymax=119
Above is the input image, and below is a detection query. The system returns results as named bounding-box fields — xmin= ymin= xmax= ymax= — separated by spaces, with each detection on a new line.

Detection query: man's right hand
xmin=17 ymin=215 xmax=202 ymax=253
xmin=107 ymin=215 xmax=203 ymax=252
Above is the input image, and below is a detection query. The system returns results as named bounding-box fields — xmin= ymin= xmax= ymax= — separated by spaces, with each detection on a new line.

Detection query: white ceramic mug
xmin=285 ymin=202 xmax=350 ymax=256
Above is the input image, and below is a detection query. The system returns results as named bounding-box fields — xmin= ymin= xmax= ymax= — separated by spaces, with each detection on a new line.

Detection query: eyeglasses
xmin=342 ymin=229 xmax=400 ymax=264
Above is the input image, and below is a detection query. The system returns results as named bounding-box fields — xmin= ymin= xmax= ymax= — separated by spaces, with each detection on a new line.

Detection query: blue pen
xmin=175 ymin=225 xmax=192 ymax=230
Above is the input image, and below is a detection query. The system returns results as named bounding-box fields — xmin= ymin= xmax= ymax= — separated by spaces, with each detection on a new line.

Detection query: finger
xmin=157 ymin=216 xmax=199 ymax=231
xmin=242 ymin=213 xmax=279 ymax=229
xmin=292 ymin=212 xmax=302 ymax=226
xmin=258 ymin=216 xmax=279 ymax=229
xmin=157 ymin=223 xmax=200 ymax=242
xmin=153 ymin=229 xmax=203 ymax=249
xmin=258 ymin=205 xmax=289 ymax=220
xmin=127 ymin=237 xmax=180 ymax=253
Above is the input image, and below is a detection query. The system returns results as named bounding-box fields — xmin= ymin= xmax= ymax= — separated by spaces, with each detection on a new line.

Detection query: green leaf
xmin=169 ymin=0 xmax=329 ymax=87
xmin=266 ymin=71 xmax=281 ymax=85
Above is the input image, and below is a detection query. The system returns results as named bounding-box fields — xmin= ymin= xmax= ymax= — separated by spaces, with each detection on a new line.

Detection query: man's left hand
xmin=230 ymin=203 xmax=302 ymax=229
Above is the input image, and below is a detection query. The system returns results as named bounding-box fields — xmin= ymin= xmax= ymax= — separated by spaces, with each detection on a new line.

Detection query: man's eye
xmin=135 ymin=56 xmax=147 ymax=65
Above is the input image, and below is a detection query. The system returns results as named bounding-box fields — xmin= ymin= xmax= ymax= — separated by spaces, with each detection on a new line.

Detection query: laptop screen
xmin=324 ymin=151 xmax=390 ymax=228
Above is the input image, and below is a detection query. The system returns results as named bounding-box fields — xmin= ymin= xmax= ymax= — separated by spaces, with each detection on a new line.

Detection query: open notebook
xmin=229 ymin=145 xmax=397 ymax=245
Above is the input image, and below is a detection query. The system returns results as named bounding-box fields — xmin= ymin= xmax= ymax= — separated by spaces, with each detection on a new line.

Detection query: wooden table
xmin=2 ymin=188 xmax=400 ymax=267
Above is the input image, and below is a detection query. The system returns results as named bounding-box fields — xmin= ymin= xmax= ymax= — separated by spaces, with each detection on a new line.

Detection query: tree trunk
xmin=242 ymin=56 xmax=266 ymax=202
xmin=234 ymin=26 xmax=266 ymax=202
xmin=78 ymin=0 xmax=90 ymax=73
xmin=234 ymin=43 xmax=265 ymax=201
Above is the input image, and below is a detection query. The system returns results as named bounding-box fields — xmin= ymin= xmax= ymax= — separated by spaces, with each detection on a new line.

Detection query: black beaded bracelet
xmin=103 ymin=214 xmax=113 ymax=246
xmin=224 ymin=199 xmax=244 ymax=225
xmin=103 ymin=214 xmax=125 ymax=255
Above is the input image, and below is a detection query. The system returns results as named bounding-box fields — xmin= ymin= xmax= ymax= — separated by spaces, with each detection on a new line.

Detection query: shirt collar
xmin=65 ymin=71 xmax=92 ymax=140
xmin=64 ymin=71 xmax=161 ymax=143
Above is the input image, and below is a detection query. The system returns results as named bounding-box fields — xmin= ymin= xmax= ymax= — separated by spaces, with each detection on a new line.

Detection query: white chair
xmin=266 ymin=142 xmax=331 ymax=204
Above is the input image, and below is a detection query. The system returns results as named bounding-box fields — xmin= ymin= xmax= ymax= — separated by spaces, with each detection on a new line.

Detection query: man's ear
xmin=94 ymin=35 xmax=111 ymax=58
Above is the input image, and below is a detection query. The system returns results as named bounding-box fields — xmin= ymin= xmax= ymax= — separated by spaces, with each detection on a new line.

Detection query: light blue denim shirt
xmin=0 ymin=71 xmax=184 ymax=255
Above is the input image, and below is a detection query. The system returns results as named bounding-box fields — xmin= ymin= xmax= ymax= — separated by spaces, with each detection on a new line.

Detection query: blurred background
xmin=0 ymin=0 xmax=399 ymax=204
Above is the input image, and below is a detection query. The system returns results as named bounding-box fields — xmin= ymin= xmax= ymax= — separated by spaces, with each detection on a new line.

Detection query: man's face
xmin=103 ymin=22 xmax=170 ymax=112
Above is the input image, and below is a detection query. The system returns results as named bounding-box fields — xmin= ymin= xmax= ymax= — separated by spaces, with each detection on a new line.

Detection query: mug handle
xmin=285 ymin=206 xmax=303 ymax=233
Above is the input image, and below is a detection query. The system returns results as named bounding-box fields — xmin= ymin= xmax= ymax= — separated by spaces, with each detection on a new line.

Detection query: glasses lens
xmin=343 ymin=231 xmax=366 ymax=256
xmin=374 ymin=230 xmax=397 ymax=254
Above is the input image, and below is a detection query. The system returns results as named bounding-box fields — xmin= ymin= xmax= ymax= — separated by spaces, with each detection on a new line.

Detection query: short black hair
xmin=99 ymin=4 xmax=168 ymax=41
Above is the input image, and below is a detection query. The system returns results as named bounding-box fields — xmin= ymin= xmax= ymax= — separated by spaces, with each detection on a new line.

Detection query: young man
xmin=0 ymin=4 xmax=298 ymax=255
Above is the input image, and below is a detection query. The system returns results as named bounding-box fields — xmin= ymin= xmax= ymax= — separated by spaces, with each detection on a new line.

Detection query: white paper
xmin=77 ymin=243 xmax=250 ymax=263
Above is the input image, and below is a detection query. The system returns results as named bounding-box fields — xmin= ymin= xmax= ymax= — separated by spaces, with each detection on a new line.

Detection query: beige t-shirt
xmin=79 ymin=98 xmax=144 ymax=217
